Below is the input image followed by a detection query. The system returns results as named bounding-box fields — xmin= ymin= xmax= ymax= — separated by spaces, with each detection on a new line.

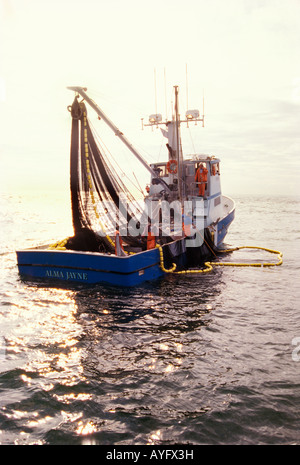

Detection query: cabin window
xmin=153 ymin=165 xmax=167 ymax=177
xmin=211 ymin=163 xmax=220 ymax=176
xmin=186 ymin=164 xmax=195 ymax=176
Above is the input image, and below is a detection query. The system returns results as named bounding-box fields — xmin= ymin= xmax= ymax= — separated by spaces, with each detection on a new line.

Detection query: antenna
xmin=144 ymin=74 xmax=205 ymax=127
xmin=164 ymin=67 xmax=168 ymax=121
xmin=186 ymin=63 xmax=189 ymax=111
xmin=202 ymin=89 xmax=205 ymax=127
xmin=154 ymin=68 xmax=158 ymax=116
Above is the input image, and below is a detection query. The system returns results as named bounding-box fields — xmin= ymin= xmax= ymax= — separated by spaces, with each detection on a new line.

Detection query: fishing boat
xmin=16 ymin=85 xmax=235 ymax=286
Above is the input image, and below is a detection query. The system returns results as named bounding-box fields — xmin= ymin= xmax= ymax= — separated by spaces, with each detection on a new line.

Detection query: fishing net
xmin=66 ymin=95 xmax=152 ymax=253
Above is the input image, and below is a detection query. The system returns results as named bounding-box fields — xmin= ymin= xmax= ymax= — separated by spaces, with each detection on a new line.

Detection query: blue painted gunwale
xmin=16 ymin=246 xmax=165 ymax=287
xmin=16 ymin=208 xmax=235 ymax=287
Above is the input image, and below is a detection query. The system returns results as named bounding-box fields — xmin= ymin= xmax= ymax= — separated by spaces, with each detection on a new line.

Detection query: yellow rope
xmin=48 ymin=237 xmax=70 ymax=250
xmin=156 ymin=244 xmax=283 ymax=274
xmin=214 ymin=245 xmax=283 ymax=267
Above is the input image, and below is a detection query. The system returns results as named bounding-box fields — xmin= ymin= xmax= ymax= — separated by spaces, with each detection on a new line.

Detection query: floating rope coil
xmin=156 ymin=245 xmax=283 ymax=274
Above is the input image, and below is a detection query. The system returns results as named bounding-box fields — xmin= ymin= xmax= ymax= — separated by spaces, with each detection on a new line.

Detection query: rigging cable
xmin=89 ymin=118 xmax=146 ymax=202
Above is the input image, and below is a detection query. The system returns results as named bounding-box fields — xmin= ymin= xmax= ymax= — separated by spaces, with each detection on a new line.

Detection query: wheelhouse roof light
xmin=185 ymin=109 xmax=200 ymax=120
xmin=149 ymin=114 xmax=162 ymax=124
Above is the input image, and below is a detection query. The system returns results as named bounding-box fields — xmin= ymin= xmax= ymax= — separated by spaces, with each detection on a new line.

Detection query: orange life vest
xmin=147 ymin=231 xmax=156 ymax=250
xmin=195 ymin=166 xmax=208 ymax=183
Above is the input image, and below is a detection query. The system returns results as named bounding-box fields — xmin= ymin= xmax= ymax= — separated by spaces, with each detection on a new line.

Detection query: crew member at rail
xmin=182 ymin=212 xmax=193 ymax=237
xmin=143 ymin=222 xmax=157 ymax=250
xmin=147 ymin=226 xmax=156 ymax=250
xmin=115 ymin=228 xmax=126 ymax=256
xmin=195 ymin=163 xmax=208 ymax=197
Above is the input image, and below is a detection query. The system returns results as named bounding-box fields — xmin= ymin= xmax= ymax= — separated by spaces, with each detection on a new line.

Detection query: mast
xmin=174 ymin=86 xmax=183 ymax=202
xmin=67 ymin=86 xmax=170 ymax=190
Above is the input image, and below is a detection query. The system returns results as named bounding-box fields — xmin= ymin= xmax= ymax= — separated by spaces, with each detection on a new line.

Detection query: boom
xmin=67 ymin=86 xmax=169 ymax=191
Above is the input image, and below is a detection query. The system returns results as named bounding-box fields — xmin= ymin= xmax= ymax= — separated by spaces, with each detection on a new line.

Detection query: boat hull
xmin=216 ymin=205 xmax=235 ymax=246
xmin=16 ymin=238 xmax=188 ymax=287
xmin=16 ymin=208 xmax=235 ymax=287
xmin=16 ymin=247 xmax=164 ymax=287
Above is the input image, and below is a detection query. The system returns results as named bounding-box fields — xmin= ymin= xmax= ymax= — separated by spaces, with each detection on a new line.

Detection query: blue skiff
xmin=16 ymin=238 xmax=187 ymax=287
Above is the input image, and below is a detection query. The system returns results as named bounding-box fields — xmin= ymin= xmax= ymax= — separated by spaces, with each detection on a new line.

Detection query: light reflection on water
xmin=0 ymin=193 xmax=299 ymax=444
xmin=0 ymin=275 xmax=219 ymax=443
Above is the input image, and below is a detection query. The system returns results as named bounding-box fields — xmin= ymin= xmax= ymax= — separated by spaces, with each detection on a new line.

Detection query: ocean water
xmin=0 ymin=192 xmax=299 ymax=445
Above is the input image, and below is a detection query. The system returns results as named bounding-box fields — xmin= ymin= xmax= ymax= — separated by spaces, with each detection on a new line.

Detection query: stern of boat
xmin=211 ymin=195 xmax=235 ymax=247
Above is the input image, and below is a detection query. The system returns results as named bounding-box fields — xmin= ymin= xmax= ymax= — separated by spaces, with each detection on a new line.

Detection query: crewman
xmin=182 ymin=212 xmax=193 ymax=237
xmin=115 ymin=228 xmax=126 ymax=256
xmin=147 ymin=227 xmax=156 ymax=250
xmin=195 ymin=163 xmax=208 ymax=197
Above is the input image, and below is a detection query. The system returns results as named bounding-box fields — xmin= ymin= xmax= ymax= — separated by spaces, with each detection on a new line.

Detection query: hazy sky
xmin=0 ymin=0 xmax=299 ymax=196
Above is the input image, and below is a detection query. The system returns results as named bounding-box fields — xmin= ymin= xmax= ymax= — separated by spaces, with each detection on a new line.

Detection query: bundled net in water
xmin=66 ymin=96 xmax=151 ymax=253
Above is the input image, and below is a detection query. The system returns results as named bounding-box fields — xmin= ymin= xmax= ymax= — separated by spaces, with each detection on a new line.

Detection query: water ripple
xmin=0 ymin=194 xmax=299 ymax=444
